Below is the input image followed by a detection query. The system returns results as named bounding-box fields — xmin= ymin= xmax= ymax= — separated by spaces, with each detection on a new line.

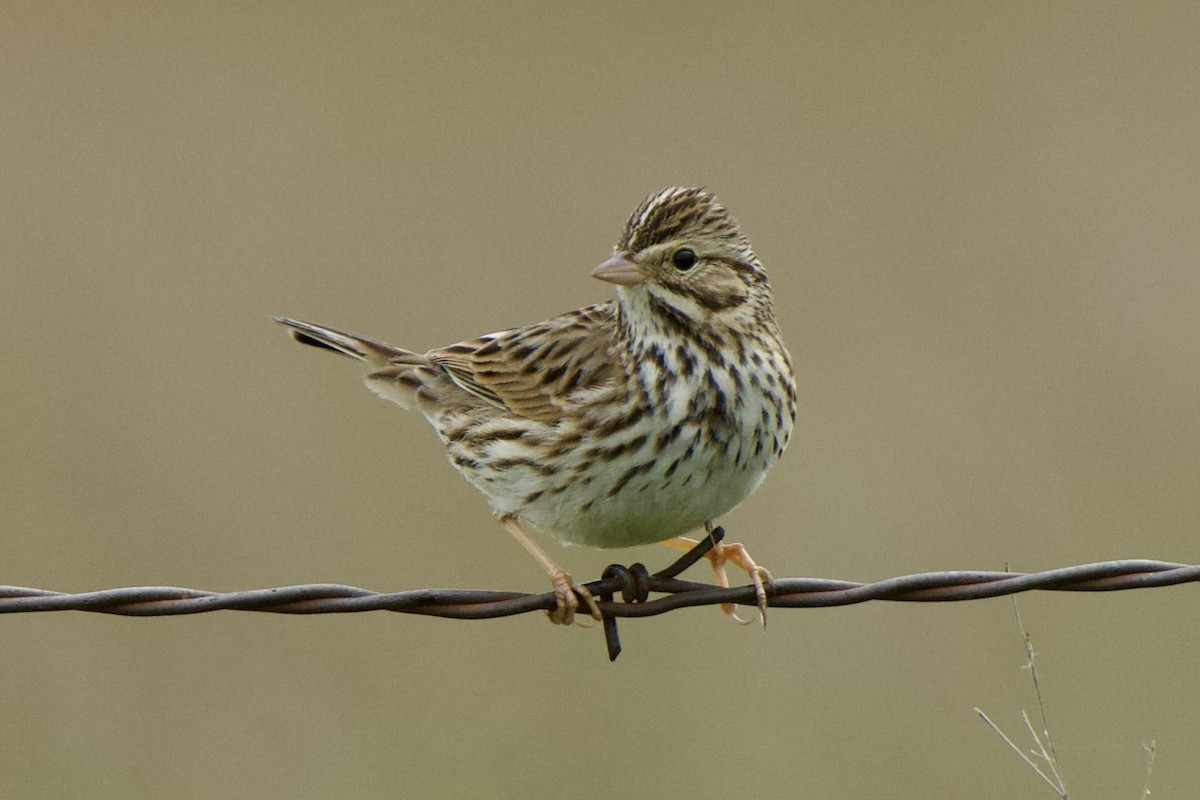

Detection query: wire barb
xmin=598 ymin=526 xmax=723 ymax=660
xmin=2 ymin=550 xmax=1197 ymax=661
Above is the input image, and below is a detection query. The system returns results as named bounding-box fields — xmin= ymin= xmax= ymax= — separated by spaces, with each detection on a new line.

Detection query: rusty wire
xmin=2 ymin=530 xmax=1197 ymax=660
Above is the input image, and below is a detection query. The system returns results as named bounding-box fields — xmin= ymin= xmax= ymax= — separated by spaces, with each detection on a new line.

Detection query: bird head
xmin=591 ymin=187 xmax=774 ymax=333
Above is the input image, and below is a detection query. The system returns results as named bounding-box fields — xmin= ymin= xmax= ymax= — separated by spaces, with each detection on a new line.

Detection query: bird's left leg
xmin=662 ymin=521 xmax=773 ymax=626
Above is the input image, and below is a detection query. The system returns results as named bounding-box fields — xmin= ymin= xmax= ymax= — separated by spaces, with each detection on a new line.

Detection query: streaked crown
xmin=601 ymin=187 xmax=775 ymax=330
xmin=617 ymin=187 xmax=758 ymax=266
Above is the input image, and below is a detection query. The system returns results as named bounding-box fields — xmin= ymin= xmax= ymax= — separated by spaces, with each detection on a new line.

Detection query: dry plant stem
xmin=1022 ymin=710 xmax=1067 ymax=799
xmin=1013 ymin=598 xmax=1067 ymax=792
xmin=974 ymin=709 xmax=1065 ymax=796
xmin=1140 ymin=740 xmax=1156 ymax=800
xmin=974 ymin=590 xmax=1069 ymax=799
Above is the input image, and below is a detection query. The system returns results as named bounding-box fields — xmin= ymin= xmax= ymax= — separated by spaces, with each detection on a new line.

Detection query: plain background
xmin=3 ymin=2 xmax=1198 ymax=797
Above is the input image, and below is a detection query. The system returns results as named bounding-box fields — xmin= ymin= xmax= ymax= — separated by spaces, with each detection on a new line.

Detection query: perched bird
xmin=276 ymin=187 xmax=795 ymax=625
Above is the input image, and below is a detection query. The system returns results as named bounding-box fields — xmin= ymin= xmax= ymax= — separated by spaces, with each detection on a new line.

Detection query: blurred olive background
xmin=3 ymin=2 xmax=1198 ymax=797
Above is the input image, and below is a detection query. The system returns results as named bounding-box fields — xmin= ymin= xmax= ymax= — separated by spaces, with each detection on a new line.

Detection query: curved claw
xmin=663 ymin=527 xmax=774 ymax=627
xmin=500 ymin=515 xmax=602 ymax=627
xmin=714 ymin=556 xmax=772 ymax=627
xmin=743 ymin=564 xmax=775 ymax=628
xmin=547 ymin=569 xmax=602 ymax=626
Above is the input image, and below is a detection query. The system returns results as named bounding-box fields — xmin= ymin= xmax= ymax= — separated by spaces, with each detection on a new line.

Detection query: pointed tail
xmin=273 ymin=317 xmax=421 ymax=367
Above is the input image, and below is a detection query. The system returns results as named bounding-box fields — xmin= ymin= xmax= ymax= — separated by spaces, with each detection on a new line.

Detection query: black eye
xmin=672 ymin=248 xmax=698 ymax=271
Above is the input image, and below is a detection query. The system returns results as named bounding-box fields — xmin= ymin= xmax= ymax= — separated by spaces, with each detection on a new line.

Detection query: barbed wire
xmin=2 ymin=530 xmax=1196 ymax=660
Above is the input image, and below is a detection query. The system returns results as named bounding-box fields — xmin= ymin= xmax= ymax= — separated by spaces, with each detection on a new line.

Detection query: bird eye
xmin=672 ymin=248 xmax=698 ymax=271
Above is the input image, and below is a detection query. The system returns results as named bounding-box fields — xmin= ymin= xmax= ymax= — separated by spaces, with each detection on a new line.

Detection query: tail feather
xmin=273 ymin=317 xmax=422 ymax=367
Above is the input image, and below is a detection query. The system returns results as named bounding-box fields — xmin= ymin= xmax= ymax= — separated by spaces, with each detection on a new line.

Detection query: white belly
xmin=449 ymin=399 xmax=785 ymax=548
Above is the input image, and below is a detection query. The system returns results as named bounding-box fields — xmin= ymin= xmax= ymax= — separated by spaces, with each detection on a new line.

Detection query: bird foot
xmin=547 ymin=568 xmax=602 ymax=626
xmin=709 ymin=545 xmax=773 ymax=627
xmin=664 ymin=532 xmax=773 ymax=626
xmin=501 ymin=514 xmax=602 ymax=627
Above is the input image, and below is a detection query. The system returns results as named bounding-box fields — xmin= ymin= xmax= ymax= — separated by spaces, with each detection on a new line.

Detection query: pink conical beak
xmin=590 ymin=251 xmax=644 ymax=285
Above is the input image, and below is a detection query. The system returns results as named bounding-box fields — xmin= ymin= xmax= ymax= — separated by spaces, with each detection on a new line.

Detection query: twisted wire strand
xmin=2 ymin=556 xmax=1195 ymax=618
xmin=3 ymin=532 xmax=1195 ymax=659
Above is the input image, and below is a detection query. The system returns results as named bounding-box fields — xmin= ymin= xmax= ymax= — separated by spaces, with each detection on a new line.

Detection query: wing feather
xmin=430 ymin=302 xmax=618 ymax=421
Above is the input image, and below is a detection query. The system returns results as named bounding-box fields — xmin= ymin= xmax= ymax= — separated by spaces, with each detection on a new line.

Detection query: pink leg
xmin=663 ymin=521 xmax=773 ymax=626
xmin=501 ymin=515 xmax=602 ymax=625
